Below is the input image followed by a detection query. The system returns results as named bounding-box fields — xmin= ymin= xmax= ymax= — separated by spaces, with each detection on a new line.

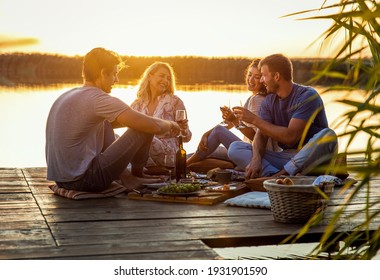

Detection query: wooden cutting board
xmin=128 ymin=183 xmax=249 ymax=205
xmin=244 ymin=178 xmax=269 ymax=192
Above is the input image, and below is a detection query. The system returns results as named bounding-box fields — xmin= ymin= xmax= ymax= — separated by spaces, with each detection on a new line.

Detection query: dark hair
xmin=259 ymin=54 xmax=293 ymax=82
xmin=245 ymin=58 xmax=267 ymax=94
xmin=82 ymin=47 xmax=123 ymax=83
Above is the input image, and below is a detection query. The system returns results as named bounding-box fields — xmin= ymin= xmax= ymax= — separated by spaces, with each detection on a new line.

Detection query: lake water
xmin=0 ymin=84 xmax=373 ymax=168
xmin=0 ymin=84 xmax=378 ymax=259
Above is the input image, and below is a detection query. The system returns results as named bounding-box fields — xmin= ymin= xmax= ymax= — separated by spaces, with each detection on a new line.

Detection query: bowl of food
xmin=214 ymin=170 xmax=232 ymax=184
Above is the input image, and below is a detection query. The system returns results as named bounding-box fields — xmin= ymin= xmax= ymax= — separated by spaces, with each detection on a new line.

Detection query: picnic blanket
xmin=49 ymin=182 xmax=127 ymax=200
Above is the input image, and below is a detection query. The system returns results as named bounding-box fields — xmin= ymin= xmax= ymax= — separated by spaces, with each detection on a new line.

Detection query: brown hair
xmin=82 ymin=47 xmax=123 ymax=83
xmin=259 ymin=54 xmax=293 ymax=82
xmin=245 ymin=58 xmax=267 ymax=94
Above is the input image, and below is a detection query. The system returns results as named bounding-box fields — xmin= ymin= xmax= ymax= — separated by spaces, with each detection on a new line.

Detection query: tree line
xmin=0 ymin=52 xmax=370 ymax=87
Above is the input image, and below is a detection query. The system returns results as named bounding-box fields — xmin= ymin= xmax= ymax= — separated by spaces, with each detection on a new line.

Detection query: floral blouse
xmin=130 ymin=93 xmax=192 ymax=167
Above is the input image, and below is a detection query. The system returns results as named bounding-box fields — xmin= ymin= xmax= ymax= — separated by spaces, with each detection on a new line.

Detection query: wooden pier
xmin=0 ymin=159 xmax=379 ymax=260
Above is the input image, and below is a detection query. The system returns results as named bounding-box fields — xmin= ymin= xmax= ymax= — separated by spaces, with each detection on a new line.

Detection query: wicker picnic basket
xmin=263 ymin=177 xmax=334 ymax=224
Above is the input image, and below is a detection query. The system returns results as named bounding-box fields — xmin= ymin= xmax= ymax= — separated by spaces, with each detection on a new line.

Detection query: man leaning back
xmin=228 ymin=53 xmax=338 ymax=179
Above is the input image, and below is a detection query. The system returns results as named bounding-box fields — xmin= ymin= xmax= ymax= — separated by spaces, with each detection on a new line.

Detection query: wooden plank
xmin=0 ymin=228 xmax=54 ymax=242
xmin=41 ymin=205 xmax=269 ymax=223
xmin=0 ymin=186 xmax=30 ymax=193
xmin=49 ymin=221 xmax=321 ymax=247
xmin=0 ymin=193 xmax=35 ymax=203
xmin=0 ymin=208 xmax=42 ymax=215
xmin=45 ymin=215 xmax=278 ymax=247
xmin=0 ymin=220 xmax=49 ymax=230
xmin=0 ymin=169 xmax=33 ymax=195
xmin=0 ymin=169 xmax=28 ymax=197
xmin=45 ymin=214 xmax=325 ymax=246
xmin=0 ymin=239 xmax=56 ymax=250
xmin=60 ymin=250 xmax=219 ymax=260
xmin=0 ymin=202 xmax=39 ymax=209
xmin=0 ymin=212 xmax=46 ymax=222
xmin=28 ymin=185 xmax=55 ymax=195
xmin=48 ymin=215 xmax=272 ymax=231
xmin=0 ymin=168 xmax=24 ymax=178
xmin=22 ymin=168 xmax=47 ymax=179
xmin=0 ymin=180 xmax=28 ymax=187
xmin=0 ymin=240 xmax=218 ymax=260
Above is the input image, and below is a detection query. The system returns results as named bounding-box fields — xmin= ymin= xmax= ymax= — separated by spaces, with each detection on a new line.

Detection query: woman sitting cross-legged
xmin=186 ymin=59 xmax=280 ymax=172
xmin=130 ymin=62 xmax=192 ymax=171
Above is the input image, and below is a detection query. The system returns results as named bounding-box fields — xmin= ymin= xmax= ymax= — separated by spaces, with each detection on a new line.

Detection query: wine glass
xmin=164 ymin=154 xmax=175 ymax=184
xmin=235 ymin=100 xmax=247 ymax=130
xmin=175 ymin=110 xmax=187 ymax=136
xmin=219 ymin=99 xmax=230 ymax=127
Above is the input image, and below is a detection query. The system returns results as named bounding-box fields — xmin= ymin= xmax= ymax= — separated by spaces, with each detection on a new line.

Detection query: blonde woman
xmin=131 ymin=62 xmax=192 ymax=168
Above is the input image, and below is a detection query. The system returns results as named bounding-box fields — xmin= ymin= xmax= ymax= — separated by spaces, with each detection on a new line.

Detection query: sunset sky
xmin=0 ymin=0 xmax=338 ymax=58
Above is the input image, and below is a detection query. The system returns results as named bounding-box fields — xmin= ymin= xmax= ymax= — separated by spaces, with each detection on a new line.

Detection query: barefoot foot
xmin=120 ymin=170 xmax=161 ymax=191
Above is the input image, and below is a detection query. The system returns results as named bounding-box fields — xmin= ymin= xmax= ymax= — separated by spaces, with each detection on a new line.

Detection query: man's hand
xmin=232 ymin=106 xmax=256 ymax=124
xmin=245 ymin=158 xmax=262 ymax=179
xmin=169 ymin=121 xmax=181 ymax=136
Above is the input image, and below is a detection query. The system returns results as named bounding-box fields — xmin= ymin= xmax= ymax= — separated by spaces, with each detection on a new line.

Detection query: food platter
xmin=156 ymin=182 xmax=202 ymax=196
xmin=142 ymin=182 xmax=168 ymax=189
xmin=156 ymin=190 xmax=201 ymax=196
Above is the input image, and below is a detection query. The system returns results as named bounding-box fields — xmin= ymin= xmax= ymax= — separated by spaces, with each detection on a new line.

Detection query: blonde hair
xmin=136 ymin=62 xmax=176 ymax=101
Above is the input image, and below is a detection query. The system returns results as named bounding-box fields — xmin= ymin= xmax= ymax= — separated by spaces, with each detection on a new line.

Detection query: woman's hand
xmin=176 ymin=119 xmax=188 ymax=135
xmin=220 ymin=106 xmax=236 ymax=122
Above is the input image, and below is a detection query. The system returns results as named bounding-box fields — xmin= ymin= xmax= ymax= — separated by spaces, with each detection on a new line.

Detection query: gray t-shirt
xmin=45 ymin=86 xmax=129 ymax=182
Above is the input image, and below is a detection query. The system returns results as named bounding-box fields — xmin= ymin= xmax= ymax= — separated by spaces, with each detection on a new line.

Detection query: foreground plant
xmin=285 ymin=0 xmax=380 ymax=259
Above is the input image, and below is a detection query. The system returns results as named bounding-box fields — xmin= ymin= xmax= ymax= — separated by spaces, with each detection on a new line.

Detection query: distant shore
xmin=0 ymin=53 xmax=371 ymax=87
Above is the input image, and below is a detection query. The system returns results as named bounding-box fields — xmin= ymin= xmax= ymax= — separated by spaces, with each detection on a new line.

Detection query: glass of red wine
xmin=175 ymin=110 xmax=187 ymax=136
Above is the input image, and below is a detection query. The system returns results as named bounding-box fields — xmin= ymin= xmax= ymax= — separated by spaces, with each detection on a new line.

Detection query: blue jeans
xmin=57 ymin=121 xmax=152 ymax=192
xmin=195 ymin=125 xmax=241 ymax=161
xmin=228 ymin=128 xmax=338 ymax=176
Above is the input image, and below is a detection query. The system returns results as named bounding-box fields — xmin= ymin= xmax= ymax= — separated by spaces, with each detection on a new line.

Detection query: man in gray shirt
xmin=45 ymin=48 xmax=180 ymax=192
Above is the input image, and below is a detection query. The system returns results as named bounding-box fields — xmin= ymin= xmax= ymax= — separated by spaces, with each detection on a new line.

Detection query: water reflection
xmin=0 ymin=84 xmax=375 ymax=167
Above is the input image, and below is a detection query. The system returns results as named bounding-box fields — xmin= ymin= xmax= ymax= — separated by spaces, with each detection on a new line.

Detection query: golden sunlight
xmin=0 ymin=0 xmax=336 ymax=58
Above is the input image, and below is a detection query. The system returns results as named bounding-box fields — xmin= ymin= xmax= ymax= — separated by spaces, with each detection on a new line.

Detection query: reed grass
xmin=282 ymin=0 xmax=380 ymax=260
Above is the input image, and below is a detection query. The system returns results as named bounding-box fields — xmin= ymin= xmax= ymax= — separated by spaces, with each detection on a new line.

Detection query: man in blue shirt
xmin=228 ymin=54 xmax=338 ymax=179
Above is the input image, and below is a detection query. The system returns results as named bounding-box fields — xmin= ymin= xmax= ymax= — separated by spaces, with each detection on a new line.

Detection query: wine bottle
xmin=176 ymin=136 xmax=187 ymax=182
